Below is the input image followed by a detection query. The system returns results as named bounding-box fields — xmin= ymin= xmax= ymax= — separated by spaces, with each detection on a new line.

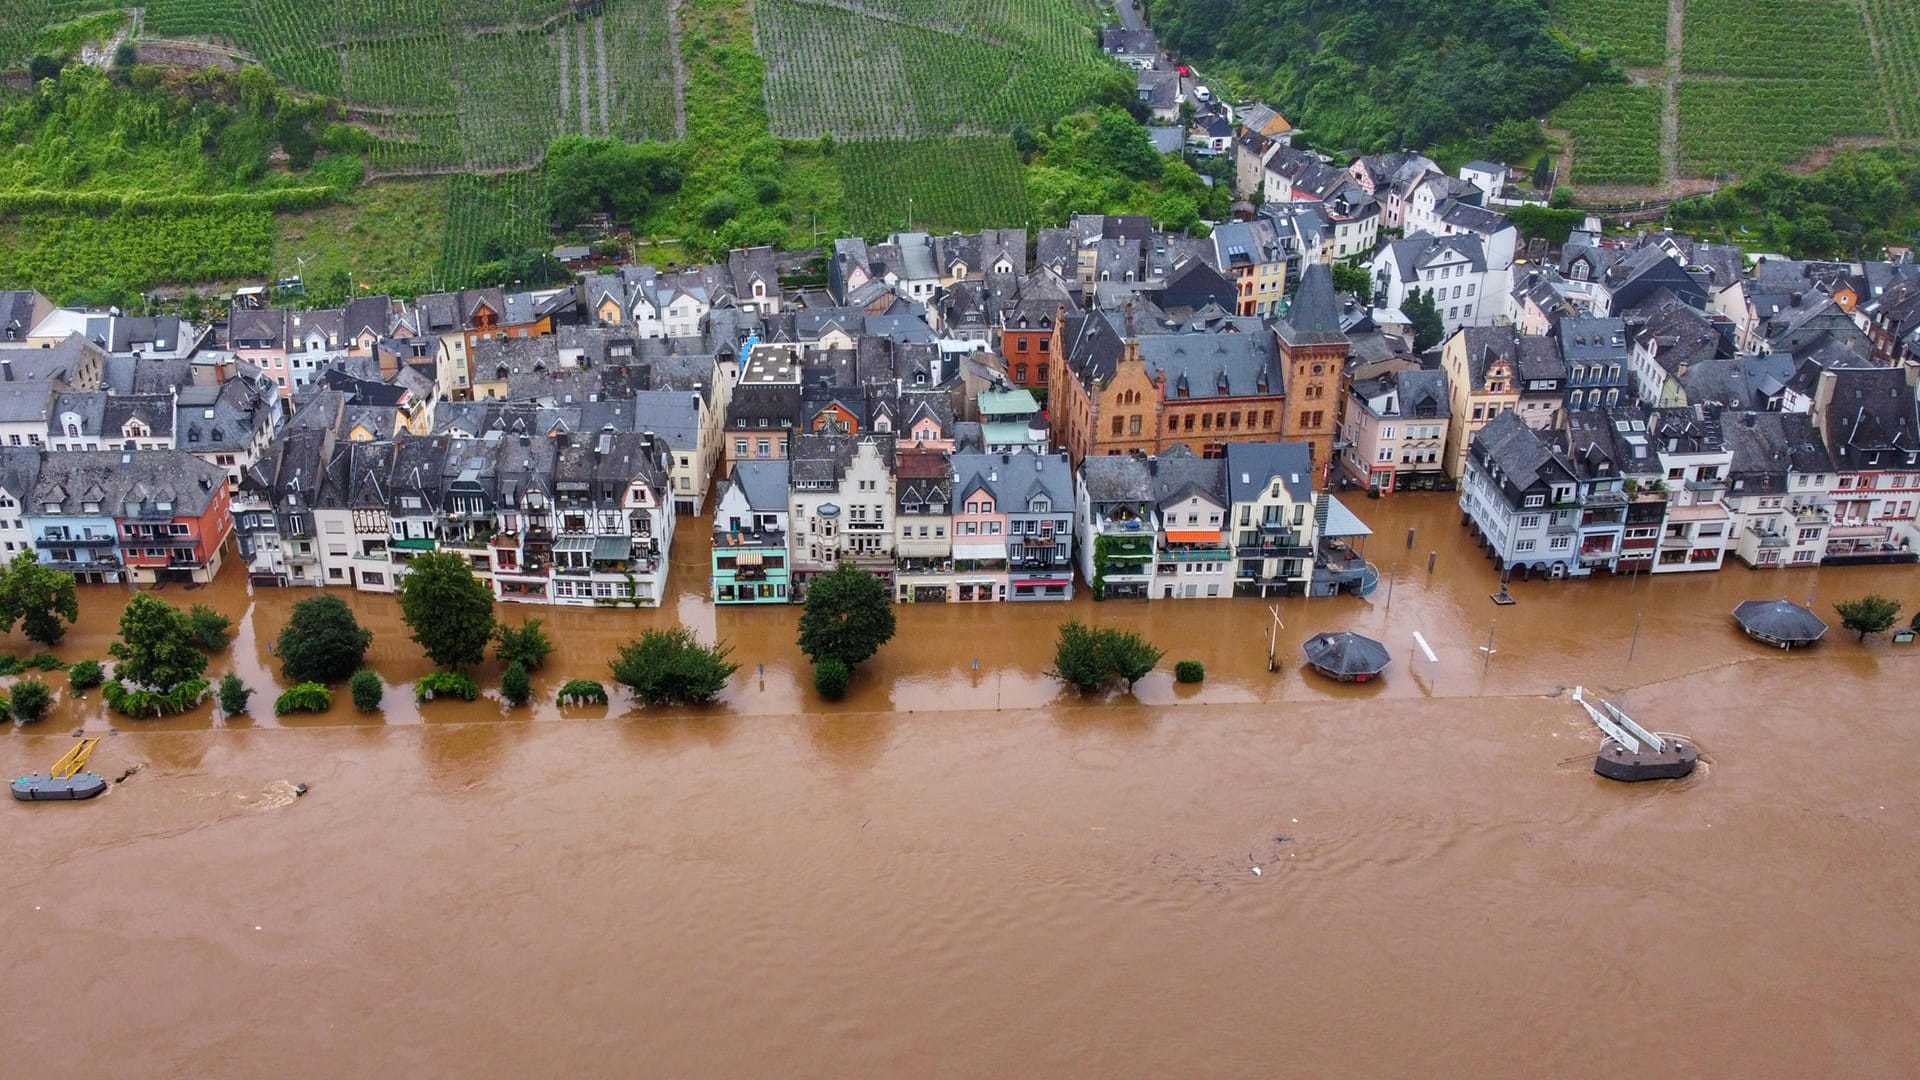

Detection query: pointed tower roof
xmin=1277 ymin=264 xmax=1347 ymax=348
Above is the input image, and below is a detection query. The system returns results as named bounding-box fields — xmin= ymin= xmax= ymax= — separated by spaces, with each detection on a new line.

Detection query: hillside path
xmin=1660 ymin=0 xmax=1682 ymax=187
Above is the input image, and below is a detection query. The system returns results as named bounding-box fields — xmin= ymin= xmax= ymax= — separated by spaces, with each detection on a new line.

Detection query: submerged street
xmin=5 ymin=494 xmax=1920 ymax=1077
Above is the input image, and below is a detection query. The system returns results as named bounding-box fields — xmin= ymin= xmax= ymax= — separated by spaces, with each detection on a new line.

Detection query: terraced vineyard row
xmin=435 ymin=173 xmax=550 ymax=288
xmin=1550 ymin=0 xmax=1669 ymax=68
xmin=1550 ymin=82 xmax=1665 ymax=184
xmin=1678 ymin=77 xmax=1891 ymax=176
xmin=1681 ymin=0 xmax=1877 ymax=79
xmin=1861 ymin=0 xmax=1920 ymax=141
xmin=8 ymin=1 xmax=677 ymax=172
xmin=0 ymin=208 xmax=274 ymax=299
xmin=755 ymin=0 xmax=1116 ymax=139
xmin=837 ymin=137 xmax=1031 ymax=235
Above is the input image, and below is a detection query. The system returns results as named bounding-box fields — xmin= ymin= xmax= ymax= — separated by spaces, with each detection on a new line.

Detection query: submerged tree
xmin=276 ymin=595 xmax=373 ymax=683
xmin=797 ymin=564 xmax=896 ymax=670
xmin=0 ymin=549 xmax=79 ymax=646
xmin=610 ymin=628 xmax=738 ymax=707
xmin=1835 ymin=593 xmax=1902 ymax=640
xmin=398 ymin=553 xmax=496 ymax=669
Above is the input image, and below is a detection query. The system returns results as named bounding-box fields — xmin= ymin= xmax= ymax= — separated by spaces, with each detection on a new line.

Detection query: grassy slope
xmin=272 ymin=177 xmax=449 ymax=297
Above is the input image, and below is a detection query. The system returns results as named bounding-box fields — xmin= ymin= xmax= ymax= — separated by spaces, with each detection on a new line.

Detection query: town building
xmin=1225 ymin=441 xmax=1317 ymax=596
xmin=712 ymin=459 xmax=791 ymax=604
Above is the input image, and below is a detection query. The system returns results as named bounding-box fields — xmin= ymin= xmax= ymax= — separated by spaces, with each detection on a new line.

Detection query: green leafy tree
xmin=187 ymin=604 xmax=233 ymax=650
xmin=397 ymin=553 xmax=496 ymax=669
xmin=0 ymin=549 xmax=80 ymax=646
xmin=10 ymin=677 xmax=51 ymax=722
xmin=812 ymin=658 xmax=850 ymax=701
xmin=275 ymin=595 xmax=373 ymax=683
xmin=109 ymin=593 xmax=208 ymax=690
xmin=1835 ymin=594 xmax=1902 ymax=640
xmin=501 ymin=661 xmax=531 ymax=707
xmin=349 ymin=669 xmax=383 ymax=712
xmin=797 ymin=564 xmax=897 ymax=669
xmin=1331 ymin=261 xmax=1374 ymax=299
xmin=495 ymin=618 xmax=555 ymax=671
xmin=1104 ymin=629 xmax=1165 ymax=690
xmin=610 ymin=627 xmax=738 ymax=706
xmin=1049 ymin=621 xmax=1164 ymax=692
xmin=1403 ymin=288 xmax=1445 ymax=352
xmin=1049 ymin=620 xmax=1112 ymax=693
xmin=217 ymin=672 xmax=252 ymax=716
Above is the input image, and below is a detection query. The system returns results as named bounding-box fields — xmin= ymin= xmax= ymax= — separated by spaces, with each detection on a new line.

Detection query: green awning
xmin=592 ymin=536 xmax=631 ymax=560
xmin=391 ymin=537 xmax=437 ymax=550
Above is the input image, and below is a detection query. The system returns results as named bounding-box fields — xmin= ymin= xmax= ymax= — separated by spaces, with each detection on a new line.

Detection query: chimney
xmin=1125 ymin=301 xmax=1135 ymax=337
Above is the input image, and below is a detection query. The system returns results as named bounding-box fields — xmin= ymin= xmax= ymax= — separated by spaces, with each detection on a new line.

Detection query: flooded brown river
xmin=6 ymin=495 xmax=1920 ymax=1077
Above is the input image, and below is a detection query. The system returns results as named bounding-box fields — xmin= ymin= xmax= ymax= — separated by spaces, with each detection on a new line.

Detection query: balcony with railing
xmin=35 ymin=533 xmax=116 ymax=548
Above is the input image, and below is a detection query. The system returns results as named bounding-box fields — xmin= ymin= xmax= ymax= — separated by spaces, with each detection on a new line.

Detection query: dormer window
xmin=82 ymin=501 xmax=100 ymax=514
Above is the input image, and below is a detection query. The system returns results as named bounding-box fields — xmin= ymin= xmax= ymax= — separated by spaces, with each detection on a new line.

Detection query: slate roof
xmin=103 ymin=393 xmax=177 ymax=439
xmin=1724 ymin=411 xmax=1834 ymax=493
xmin=1822 ymin=366 xmax=1920 ymax=461
xmin=32 ymin=449 xmax=225 ymax=517
xmin=1224 ymin=441 xmax=1313 ymax=505
xmin=1079 ymin=453 xmax=1155 ymax=505
xmin=952 ymin=450 xmax=1072 ymax=514
xmin=1468 ymin=410 xmax=1572 ymax=501
xmin=726 ymin=458 xmax=791 ymax=514
xmin=1152 ymin=443 xmax=1225 ymax=508
xmin=1383 ymin=234 xmax=1487 ymax=280
xmin=1275 ymin=263 xmax=1345 ymax=347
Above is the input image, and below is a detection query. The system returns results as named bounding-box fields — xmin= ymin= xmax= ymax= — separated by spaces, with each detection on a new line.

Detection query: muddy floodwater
xmin=6 ymin=495 xmax=1920 ymax=1077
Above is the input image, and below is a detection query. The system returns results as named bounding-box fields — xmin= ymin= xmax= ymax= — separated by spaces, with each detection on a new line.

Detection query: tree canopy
xmin=1048 ymin=620 xmax=1165 ymax=693
xmin=109 ymin=593 xmax=209 ymax=690
xmin=542 ymin=136 xmax=685 ymax=226
xmin=276 ymin=594 xmax=374 ymax=683
xmin=397 ymin=553 xmax=496 ymax=669
xmin=609 ymin=627 xmax=738 ymax=706
xmin=1142 ymin=0 xmax=1609 ymax=153
xmin=797 ymin=564 xmax=897 ymax=669
xmin=1835 ymin=594 xmax=1902 ymax=640
xmin=1403 ymin=288 xmax=1445 ymax=352
xmin=0 ymin=549 xmax=79 ymax=645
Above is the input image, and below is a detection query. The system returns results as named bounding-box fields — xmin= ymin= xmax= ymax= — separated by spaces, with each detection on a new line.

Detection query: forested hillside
xmin=1142 ymin=0 xmax=1610 ymax=152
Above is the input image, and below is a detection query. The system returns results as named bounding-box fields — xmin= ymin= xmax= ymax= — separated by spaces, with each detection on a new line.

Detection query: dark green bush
xmin=10 ymin=677 xmax=52 ymax=722
xmin=1174 ymin=660 xmax=1205 ymax=684
xmin=349 ymin=670 xmax=383 ymax=712
xmin=812 ymin=658 xmax=850 ymax=701
xmin=66 ymin=659 xmax=103 ymax=691
xmin=217 ymin=671 xmax=252 ymax=715
xmin=501 ymin=661 xmax=531 ymax=707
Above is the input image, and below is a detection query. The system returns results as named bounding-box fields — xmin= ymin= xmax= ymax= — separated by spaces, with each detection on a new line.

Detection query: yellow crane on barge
xmin=11 ymin=737 xmax=108 ymax=801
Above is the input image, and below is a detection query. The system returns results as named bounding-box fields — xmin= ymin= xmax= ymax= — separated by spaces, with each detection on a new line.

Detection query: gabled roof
xmin=1224 ymin=441 xmax=1313 ymax=505
xmin=1469 ymin=411 xmax=1574 ymax=500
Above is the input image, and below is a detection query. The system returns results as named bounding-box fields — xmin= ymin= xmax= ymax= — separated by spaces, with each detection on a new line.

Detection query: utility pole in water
xmin=1267 ymin=604 xmax=1284 ymax=672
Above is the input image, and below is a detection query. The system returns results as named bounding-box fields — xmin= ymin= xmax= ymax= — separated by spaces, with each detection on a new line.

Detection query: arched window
xmin=1014 ymin=363 xmax=1028 ymax=383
